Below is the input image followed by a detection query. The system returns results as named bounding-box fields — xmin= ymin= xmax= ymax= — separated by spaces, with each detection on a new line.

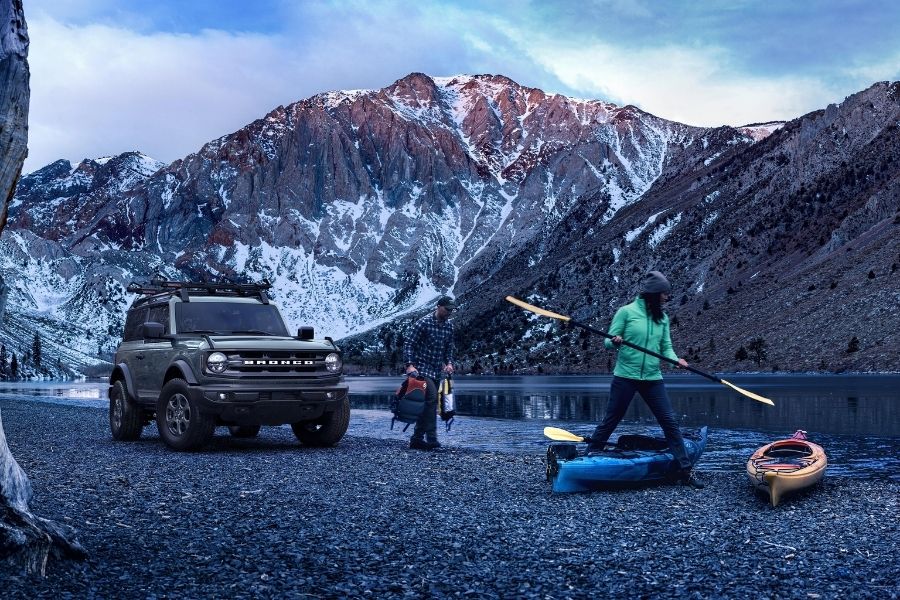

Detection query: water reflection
xmin=2 ymin=375 xmax=896 ymax=437
xmin=0 ymin=382 xmax=106 ymax=405
xmin=0 ymin=378 xmax=897 ymax=479
xmin=348 ymin=374 xmax=899 ymax=479
xmin=349 ymin=374 xmax=900 ymax=437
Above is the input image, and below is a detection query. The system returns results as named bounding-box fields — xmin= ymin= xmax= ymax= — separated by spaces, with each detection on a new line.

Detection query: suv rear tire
xmin=156 ymin=379 xmax=215 ymax=451
xmin=291 ymin=396 xmax=350 ymax=447
xmin=109 ymin=380 xmax=144 ymax=441
xmin=227 ymin=425 xmax=261 ymax=438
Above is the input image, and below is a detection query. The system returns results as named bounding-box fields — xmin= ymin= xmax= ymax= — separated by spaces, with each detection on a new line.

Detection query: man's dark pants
xmin=590 ymin=376 xmax=692 ymax=470
xmin=412 ymin=375 xmax=438 ymax=442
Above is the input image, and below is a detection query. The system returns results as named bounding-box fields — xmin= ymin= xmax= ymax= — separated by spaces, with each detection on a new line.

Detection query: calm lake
xmin=1 ymin=374 xmax=897 ymax=479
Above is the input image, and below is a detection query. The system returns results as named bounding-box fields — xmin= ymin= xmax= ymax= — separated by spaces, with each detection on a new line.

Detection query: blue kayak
xmin=546 ymin=426 xmax=708 ymax=493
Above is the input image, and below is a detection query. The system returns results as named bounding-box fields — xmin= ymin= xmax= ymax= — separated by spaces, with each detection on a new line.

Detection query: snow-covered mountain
xmin=1 ymin=74 xmax=898 ymax=377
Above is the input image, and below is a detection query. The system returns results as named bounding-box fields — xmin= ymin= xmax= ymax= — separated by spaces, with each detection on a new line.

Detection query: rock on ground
xmin=0 ymin=399 xmax=897 ymax=599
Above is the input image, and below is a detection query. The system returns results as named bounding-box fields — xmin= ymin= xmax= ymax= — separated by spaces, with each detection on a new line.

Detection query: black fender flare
xmin=109 ymin=364 xmax=137 ymax=400
xmin=168 ymin=359 xmax=199 ymax=385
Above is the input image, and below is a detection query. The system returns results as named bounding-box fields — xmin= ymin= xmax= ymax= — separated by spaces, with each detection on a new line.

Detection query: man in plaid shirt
xmin=403 ymin=296 xmax=456 ymax=450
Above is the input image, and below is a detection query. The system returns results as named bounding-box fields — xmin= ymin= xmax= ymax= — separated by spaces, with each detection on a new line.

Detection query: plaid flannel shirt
xmin=404 ymin=313 xmax=455 ymax=380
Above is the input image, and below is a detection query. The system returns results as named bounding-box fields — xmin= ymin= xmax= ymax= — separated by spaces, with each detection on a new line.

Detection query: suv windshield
xmin=175 ymin=302 xmax=289 ymax=336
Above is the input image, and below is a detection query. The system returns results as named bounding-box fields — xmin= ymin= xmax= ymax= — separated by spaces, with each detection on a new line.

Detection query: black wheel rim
xmin=165 ymin=393 xmax=191 ymax=436
xmin=112 ymin=394 xmax=123 ymax=430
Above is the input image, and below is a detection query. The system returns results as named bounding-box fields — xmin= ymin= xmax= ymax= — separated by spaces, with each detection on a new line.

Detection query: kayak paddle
xmin=543 ymin=427 xmax=616 ymax=449
xmin=544 ymin=426 xmax=589 ymax=442
xmin=506 ymin=295 xmax=774 ymax=406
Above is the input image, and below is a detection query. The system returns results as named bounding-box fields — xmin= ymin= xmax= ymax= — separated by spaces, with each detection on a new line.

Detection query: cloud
xmin=24 ymin=5 xmax=525 ymax=173
xmin=840 ymin=51 xmax=900 ymax=85
xmin=26 ymin=16 xmax=301 ymax=172
xmin=24 ymin=2 xmax=898 ymax=174
xmin=587 ymin=0 xmax=654 ymax=19
xmin=515 ymin=37 xmax=840 ymax=127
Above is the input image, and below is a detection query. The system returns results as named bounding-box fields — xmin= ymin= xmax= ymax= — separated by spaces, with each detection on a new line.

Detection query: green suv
xmin=108 ymin=279 xmax=350 ymax=451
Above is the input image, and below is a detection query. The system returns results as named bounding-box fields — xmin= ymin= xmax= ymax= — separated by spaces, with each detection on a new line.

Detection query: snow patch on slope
xmin=626 ymin=211 xmax=664 ymax=243
xmin=738 ymin=122 xmax=784 ymax=142
xmin=648 ymin=213 xmax=682 ymax=248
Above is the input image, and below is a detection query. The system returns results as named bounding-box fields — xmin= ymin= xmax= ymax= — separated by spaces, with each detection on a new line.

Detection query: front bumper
xmin=188 ymin=384 xmax=349 ymax=426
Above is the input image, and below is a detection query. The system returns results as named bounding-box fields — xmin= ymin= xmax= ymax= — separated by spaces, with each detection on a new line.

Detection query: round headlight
xmin=325 ymin=352 xmax=342 ymax=373
xmin=207 ymin=352 xmax=228 ymax=373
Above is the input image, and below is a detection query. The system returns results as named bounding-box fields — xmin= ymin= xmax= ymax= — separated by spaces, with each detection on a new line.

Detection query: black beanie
xmin=640 ymin=271 xmax=671 ymax=294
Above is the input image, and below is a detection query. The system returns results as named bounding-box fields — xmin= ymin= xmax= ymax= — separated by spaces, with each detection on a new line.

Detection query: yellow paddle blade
xmin=721 ymin=379 xmax=775 ymax=406
xmin=505 ymin=296 xmax=571 ymax=321
xmin=543 ymin=426 xmax=585 ymax=442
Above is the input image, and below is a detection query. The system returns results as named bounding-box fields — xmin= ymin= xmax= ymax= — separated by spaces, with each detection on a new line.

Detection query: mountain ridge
xmin=0 ymin=74 xmax=897 ymax=378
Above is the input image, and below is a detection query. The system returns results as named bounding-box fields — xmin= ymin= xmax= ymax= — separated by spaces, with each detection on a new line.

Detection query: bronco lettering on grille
xmin=243 ymin=360 xmax=316 ymax=366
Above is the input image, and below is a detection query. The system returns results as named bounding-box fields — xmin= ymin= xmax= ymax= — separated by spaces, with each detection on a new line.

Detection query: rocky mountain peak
xmin=8 ymin=151 xmax=163 ymax=242
xmin=385 ymin=72 xmax=442 ymax=107
xmin=1 ymin=74 xmax=898 ymax=378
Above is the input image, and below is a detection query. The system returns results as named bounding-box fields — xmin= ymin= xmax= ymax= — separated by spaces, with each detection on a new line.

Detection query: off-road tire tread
xmin=156 ymin=378 xmax=215 ymax=451
xmin=110 ymin=380 xmax=144 ymax=441
xmin=228 ymin=425 xmax=261 ymax=438
xmin=291 ymin=396 xmax=350 ymax=447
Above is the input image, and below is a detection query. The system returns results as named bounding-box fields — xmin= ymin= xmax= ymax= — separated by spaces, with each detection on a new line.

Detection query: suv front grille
xmin=225 ymin=351 xmax=329 ymax=375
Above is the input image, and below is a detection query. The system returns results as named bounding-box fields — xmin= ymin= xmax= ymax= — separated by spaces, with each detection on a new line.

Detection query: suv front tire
xmin=291 ymin=396 xmax=350 ymax=447
xmin=156 ymin=378 xmax=215 ymax=451
xmin=109 ymin=380 xmax=144 ymax=441
xmin=227 ymin=425 xmax=261 ymax=438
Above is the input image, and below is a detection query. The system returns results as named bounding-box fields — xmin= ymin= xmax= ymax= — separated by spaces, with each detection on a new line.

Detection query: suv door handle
xmin=135 ymin=354 xmax=145 ymax=360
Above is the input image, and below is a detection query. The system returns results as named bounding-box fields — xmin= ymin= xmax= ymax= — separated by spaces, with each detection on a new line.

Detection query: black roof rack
xmin=126 ymin=278 xmax=272 ymax=304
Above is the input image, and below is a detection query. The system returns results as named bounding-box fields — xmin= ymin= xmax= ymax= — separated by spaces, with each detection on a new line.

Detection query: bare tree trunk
xmin=0 ymin=0 xmax=87 ymax=575
xmin=1 ymin=410 xmax=87 ymax=574
xmin=0 ymin=0 xmax=28 ymax=233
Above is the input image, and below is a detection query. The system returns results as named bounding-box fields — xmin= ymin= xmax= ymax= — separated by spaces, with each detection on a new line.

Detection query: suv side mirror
xmin=297 ymin=326 xmax=314 ymax=340
xmin=142 ymin=322 xmax=165 ymax=339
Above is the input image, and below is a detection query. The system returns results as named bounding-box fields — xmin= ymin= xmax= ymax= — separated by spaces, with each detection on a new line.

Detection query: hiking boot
xmin=585 ymin=437 xmax=606 ymax=454
xmin=425 ymin=438 xmax=442 ymax=449
xmin=679 ymin=470 xmax=705 ymax=489
xmin=409 ymin=437 xmax=433 ymax=451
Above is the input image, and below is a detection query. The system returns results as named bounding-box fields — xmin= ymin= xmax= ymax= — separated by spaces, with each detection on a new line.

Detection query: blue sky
xmin=25 ymin=0 xmax=900 ymax=172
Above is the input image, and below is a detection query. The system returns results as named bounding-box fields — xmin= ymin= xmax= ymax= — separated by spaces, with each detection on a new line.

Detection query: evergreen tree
xmin=33 ymin=332 xmax=42 ymax=370
xmin=747 ymin=338 xmax=768 ymax=366
xmin=10 ymin=353 xmax=18 ymax=379
xmin=0 ymin=343 xmax=6 ymax=378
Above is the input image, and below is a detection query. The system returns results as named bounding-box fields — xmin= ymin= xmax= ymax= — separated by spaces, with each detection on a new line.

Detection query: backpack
xmin=390 ymin=374 xmax=428 ymax=431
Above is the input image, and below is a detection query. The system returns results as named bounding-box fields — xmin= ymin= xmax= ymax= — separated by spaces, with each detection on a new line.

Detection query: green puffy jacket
xmin=604 ymin=297 xmax=679 ymax=380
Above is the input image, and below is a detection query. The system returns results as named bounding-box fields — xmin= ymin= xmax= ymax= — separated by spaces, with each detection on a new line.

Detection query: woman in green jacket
xmin=587 ymin=271 xmax=704 ymax=488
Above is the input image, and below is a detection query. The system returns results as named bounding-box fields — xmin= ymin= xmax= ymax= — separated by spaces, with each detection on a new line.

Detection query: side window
xmin=123 ymin=308 xmax=148 ymax=342
xmin=147 ymin=304 xmax=170 ymax=334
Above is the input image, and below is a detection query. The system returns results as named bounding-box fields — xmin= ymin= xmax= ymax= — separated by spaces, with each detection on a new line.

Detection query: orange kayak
xmin=746 ymin=430 xmax=827 ymax=507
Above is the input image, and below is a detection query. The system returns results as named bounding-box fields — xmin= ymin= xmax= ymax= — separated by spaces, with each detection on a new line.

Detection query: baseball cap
xmin=437 ymin=296 xmax=457 ymax=310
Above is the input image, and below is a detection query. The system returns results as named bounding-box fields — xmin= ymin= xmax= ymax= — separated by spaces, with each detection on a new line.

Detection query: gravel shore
xmin=1 ymin=399 xmax=897 ymax=599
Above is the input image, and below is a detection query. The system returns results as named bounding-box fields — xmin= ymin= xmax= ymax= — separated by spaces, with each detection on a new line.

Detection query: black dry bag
xmin=391 ymin=374 xmax=427 ymax=431
xmin=437 ymin=373 xmax=456 ymax=432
